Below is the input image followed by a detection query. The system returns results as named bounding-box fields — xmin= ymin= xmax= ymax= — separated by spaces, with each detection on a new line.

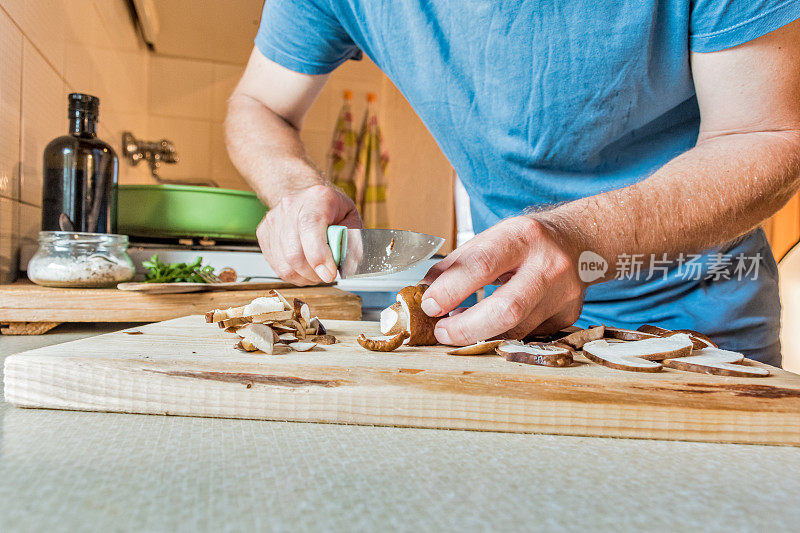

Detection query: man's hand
xmin=257 ymin=184 xmax=362 ymax=286
xmin=421 ymin=215 xmax=586 ymax=345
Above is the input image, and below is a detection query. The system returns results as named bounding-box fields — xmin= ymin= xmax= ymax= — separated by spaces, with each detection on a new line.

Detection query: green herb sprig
xmin=141 ymin=254 xmax=215 ymax=283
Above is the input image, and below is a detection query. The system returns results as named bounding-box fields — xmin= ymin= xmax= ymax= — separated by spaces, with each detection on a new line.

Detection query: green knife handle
xmin=327 ymin=225 xmax=348 ymax=266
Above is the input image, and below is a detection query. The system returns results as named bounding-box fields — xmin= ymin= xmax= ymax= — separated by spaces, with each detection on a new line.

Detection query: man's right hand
xmin=257 ymin=184 xmax=363 ymax=286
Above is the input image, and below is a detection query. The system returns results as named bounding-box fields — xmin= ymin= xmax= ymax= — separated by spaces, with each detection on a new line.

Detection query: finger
xmin=421 ymin=247 xmax=467 ymax=285
xmin=432 ymin=267 xmax=552 ymax=345
xmin=421 ymin=244 xmax=520 ymax=318
xmin=339 ymin=206 xmax=364 ymax=229
xmin=297 ymin=206 xmax=337 ymax=283
xmin=275 ymin=216 xmax=321 ymax=285
xmin=281 ymin=232 xmax=322 ymax=285
xmin=508 ymin=299 xmax=583 ymax=339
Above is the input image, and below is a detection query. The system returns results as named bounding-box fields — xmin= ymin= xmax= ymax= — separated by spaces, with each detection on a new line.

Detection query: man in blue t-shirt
xmin=226 ymin=1 xmax=800 ymax=365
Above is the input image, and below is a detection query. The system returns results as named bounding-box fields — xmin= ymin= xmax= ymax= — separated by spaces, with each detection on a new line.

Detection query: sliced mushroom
xmin=357 ymin=331 xmax=410 ymax=352
xmin=278 ymin=332 xmax=298 ymax=343
xmin=207 ymin=305 xmax=247 ymax=323
xmin=291 ymin=298 xmax=306 ymax=322
xmin=290 ymin=319 xmax=307 ymax=339
xmin=497 ymin=342 xmax=573 ymax=367
xmin=217 ymin=267 xmax=237 ymax=283
xmin=288 ymin=341 xmax=317 ymax=352
xmin=237 ymin=323 xmax=277 ymax=354
xmin=235 ymin=339 xmax=258 ymax=352
xmin=380 ymin=302 xmax=408 ymax=335
xmin=446 ymin=340 xmax=503 ymax=356
xmin=603 ymin=326 xmax=659 ymax=342
xmin=309 ymin=317 xmax=326 ymax=335
xmin=396 ymin=283 xmax=440 ymax=346
xmin=637 ymin=324 xmax=716 ymax=350
xmin=269 ymin=289 xmax=293 ymax=310
xmin=300 ymin=303 xmax=312 ymax=325
xmin=663 ymin=347 xmax=769 ymax=377
xmin=582 ymin=339 xmax=664 ymax=372
xmin=636 ymin=324 xmax=672 ymax=336
xmin=559 ymin=326 xmax=605 ymax=350
xmin=243 ymin=296 xmax=284 ymax=316
xmin=250 ymin=310 xmax=294 ymax=323
xmin=271 ymin=323 xmax=296 ymax=334
xmin=672 ymin=329 xmax=718 ymax=348
xmin=311 ymin=334 xmax=337 ymax=345
xmin=588 ymin=333 xmax=693 ymax=363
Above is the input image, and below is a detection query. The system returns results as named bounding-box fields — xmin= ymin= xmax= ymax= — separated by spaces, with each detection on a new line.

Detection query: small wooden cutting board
xmin=5 ymin=316 xmax=800 ymax=446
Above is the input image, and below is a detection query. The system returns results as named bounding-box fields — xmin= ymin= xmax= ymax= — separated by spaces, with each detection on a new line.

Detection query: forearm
xmin=535 ymin=131 xmax=800 ymax=274
xmin=225 ymin=93 xmax=325 ymax=207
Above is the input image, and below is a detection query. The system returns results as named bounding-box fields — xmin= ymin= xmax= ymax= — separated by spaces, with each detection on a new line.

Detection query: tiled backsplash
xmin=0 ymin=0 xmax=153 ymax=282
xmin=0 ymin=0 xmax=457 ymax=283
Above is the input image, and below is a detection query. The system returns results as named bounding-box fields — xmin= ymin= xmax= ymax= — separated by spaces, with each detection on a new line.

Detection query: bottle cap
xmin=366 ymin=93 xmax=377 ymax=103
xmin=68 ymin=93 xmax=99 ymax=119
xmin=343 ymin=90 xmax=353 ymax=100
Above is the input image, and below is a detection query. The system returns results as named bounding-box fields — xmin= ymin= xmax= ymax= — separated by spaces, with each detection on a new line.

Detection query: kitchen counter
xmin=2 ymin=326 xmax=800 ymax=532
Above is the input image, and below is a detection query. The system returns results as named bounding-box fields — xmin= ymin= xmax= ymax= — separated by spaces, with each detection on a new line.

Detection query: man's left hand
xmin=421 ymin=215 xmax=586 ymax=345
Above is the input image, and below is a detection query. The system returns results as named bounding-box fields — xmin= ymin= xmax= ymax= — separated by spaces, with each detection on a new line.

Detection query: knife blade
xmin=326 ymin=225 xmax=445 ymax=279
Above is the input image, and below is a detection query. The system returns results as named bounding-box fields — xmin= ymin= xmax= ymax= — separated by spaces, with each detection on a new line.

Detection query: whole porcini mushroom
xmin=396 ymin=283 xmax=440 ymax=346
xmin=375 ymin=283 xmax=440 ymax=346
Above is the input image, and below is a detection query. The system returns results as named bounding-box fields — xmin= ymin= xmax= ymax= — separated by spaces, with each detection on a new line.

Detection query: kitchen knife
xmin=326 ymin=225 xmax=445 ymax=279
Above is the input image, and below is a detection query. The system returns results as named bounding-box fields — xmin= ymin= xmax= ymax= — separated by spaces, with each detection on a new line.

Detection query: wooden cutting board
xmin=5 ymin=316 xmax=800 ymax=446
xmin=0 ymin=281 xmax=361 ymax=327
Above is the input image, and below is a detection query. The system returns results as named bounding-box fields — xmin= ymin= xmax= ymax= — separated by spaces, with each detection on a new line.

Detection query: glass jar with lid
xmin=27 ymin=232 xmax=135 ymax=288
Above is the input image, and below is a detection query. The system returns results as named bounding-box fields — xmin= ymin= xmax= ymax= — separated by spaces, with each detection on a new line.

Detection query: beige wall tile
xmin=62 ymin=0 xmax=143 ymax=52
xmin=299 ymin=128 xmax=331 ymax=173
xmin=211 ymin=63 xmax=244 ymax=122
xmin=17 ymin=201 xmax=40 ymax=246
xmin=302 ymin=85 xmax=337 ymax=136
xmin=99 ymin=110 xmax=151 ymax=185
xmin=149 ymin=55 xmax=213 ymax=119
xmin=148 ymin=116 xmax=211 ymax=183
xmin=20 ymin=40 xmax=66 ymax=207
xmin=0 ymin=7 xmax=22 ymax=200
xmin=0 ymin=196 xmax=20 ymax=282
xmin=92 ymin=0 xmax=143 ymax=52
xmin=65 ymin=45 xmax=148 ymax=114
xmin=2 ymin=0 xmax=68 ymax=76
xmin=210 ymin=123 xmax=249 ymax=191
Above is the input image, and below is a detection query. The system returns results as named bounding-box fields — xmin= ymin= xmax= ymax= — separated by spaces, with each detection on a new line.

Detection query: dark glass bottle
xmin=41 ymin=93 xmax=119 ymax=233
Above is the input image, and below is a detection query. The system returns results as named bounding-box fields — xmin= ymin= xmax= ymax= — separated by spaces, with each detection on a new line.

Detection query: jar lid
xmin=38 ymin=231 xmax=128 ymax=246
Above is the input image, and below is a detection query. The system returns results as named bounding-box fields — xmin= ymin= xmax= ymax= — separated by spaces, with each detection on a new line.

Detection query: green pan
xmin=118 ymin=184 xmax=267 ymax=241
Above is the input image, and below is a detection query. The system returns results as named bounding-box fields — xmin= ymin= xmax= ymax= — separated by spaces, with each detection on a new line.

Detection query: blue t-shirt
xmin=255 ymin=0 xmax=800 ymax=365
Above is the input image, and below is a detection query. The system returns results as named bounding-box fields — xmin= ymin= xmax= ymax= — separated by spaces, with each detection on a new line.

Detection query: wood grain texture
xmin=5 ymin=316 xmax=800 ymax=446
xmin=0 ymin=281 xmax=361 ymax=322
xmin=116 ymin=280 xmax=316 ymax=294
xmin=0 ymin=322 xmax=61 ymax=335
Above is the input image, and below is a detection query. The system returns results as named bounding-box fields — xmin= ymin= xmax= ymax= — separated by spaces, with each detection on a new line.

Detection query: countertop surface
xmin=2 ymin=325 xmax=800 ymax=532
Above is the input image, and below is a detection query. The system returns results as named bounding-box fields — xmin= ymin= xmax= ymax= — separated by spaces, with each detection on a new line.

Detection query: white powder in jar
xmin=28 ymin=254 xmax=135 ymax=288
